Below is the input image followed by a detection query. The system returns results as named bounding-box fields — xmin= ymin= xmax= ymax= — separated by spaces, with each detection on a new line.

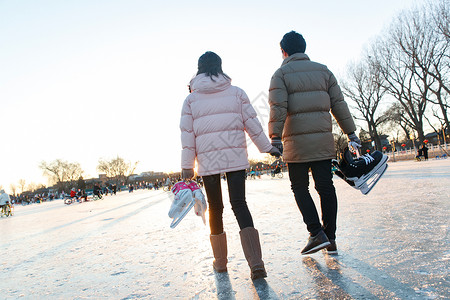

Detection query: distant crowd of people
xmin=4 ymin=178 xmax=198 ymax=206
xmin=246 ymin=161 xmax=286 ymax=179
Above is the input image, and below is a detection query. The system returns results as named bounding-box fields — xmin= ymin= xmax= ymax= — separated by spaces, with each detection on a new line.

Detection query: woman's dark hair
xmin=197 ymin=51 xmax=230 ymax=80
xmin=280 ymin=31 xmax=306 ymax=56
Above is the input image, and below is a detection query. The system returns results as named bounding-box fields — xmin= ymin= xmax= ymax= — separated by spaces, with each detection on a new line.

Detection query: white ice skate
xmin=193 ymin=193 xmax=207 ymax=224
xmin=169 ymin=181 xmax=196 ymax=229
xmin=333 ymin=147 xmax=389 ymax=195
xmin=187 ymin=181 xmax=207 ymax=225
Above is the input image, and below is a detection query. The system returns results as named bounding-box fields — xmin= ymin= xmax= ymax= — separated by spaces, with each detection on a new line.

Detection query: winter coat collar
xmin=190 ymin=73 xmax=231 ymax=94
xmin=282 ymin=53 xmax=310 ymax=66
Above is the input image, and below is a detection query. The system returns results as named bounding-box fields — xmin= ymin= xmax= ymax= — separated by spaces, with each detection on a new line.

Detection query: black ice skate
xmin=332 ymin=147 xmax=389 ymax=195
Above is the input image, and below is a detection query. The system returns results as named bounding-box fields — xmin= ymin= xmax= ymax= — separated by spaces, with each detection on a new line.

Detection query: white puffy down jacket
xmin=180 ymin=74 xmax=272 ymax=176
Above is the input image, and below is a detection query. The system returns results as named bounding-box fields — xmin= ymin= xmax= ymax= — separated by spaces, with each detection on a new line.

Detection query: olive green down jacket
xmin=268 ymin=53 xmax=356 ymax=163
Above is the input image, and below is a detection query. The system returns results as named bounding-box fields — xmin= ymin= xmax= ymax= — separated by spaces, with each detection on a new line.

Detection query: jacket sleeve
xmin=239 ymin=89 xmax=273 ymax=153
xmin=180 ymin=97 xmax=196 ymax=169
xmin=268 ymin=69 xmax=288 ymax=139
xmin=328 ymin=71 xmax=356 ymax=134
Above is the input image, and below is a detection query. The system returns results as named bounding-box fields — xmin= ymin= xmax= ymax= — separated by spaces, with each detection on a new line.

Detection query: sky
xmin=0 ymin=0 xmax=423 ymax=193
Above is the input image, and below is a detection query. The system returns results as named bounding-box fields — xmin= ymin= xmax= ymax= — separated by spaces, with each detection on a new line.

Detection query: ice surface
xmin=1 ymin=159 xmax=449 ymax=299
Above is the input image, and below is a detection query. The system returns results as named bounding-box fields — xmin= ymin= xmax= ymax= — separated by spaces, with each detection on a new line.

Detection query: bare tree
xmin=18 ymin=179 xmax=26 ymax=194
xmin=39 ymin=159 xmax=84 ymax=191
xmin=40 ymin=159 xmax=66 ymax=187
xmin=374 ymin=2 xmax=450 ymax=143
xmin=424 ymin=0 xmax=450 ymax=132
xmin=371 ymin=8 xmax=436 ymax=144
xmin=424 ymin=107 xmax=450 ymax=154
xmin=65 ymin=162 xmax=84 ymax=184
xmin=9 ymin=184 xmax=17 ymax=196
xmin=383 ymin=103 xmax=414 ymax=142
xmin=97 ymin=156 xmax=138 ymax=185
xmin=402 ymin=2 xmax=450 ymax=136
xmin=342 ymin=57 xmax=388 ymax=150
xmin=432 ymin=0 xmax=450 ymax=40
xmin=27 ymin=182 xmax=37 ymax=193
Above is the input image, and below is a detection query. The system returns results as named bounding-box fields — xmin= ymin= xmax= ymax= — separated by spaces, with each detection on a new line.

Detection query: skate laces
xmin=361 ymin=154 xmax=374 ymax=165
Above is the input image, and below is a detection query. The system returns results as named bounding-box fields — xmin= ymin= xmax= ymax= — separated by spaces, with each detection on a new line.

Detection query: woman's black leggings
xmin=202 ymin=169 xmax=254 ymax=235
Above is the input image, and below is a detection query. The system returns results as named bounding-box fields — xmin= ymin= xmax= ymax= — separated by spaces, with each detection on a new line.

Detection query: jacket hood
xmin=190 ymin=73 xmax=231 ymax=94
xmin=282 ymin=53 xmax=310 ymax=66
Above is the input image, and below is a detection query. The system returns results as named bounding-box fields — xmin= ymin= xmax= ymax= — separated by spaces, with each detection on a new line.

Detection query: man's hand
xmin=181 ymin=169 xmax=194 ymax=180
xmin=268 ymin=146 xmax=281 ymax=157
xmin=271 ymin=137 xmax=283 ymax=155
xmin=347 ymin=132 xmax=361 ymax=153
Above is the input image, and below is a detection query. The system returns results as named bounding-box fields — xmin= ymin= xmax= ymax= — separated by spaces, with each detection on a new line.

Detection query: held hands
xmin=268 ymin=146 xmax=281 ymax=157
xmin=347 ymin=132 xmax=361 ymax=153
xmin=270 ymin=137 xmax=283 ymax=157
xmin=181 ymin=169 xmax=194 ymax=180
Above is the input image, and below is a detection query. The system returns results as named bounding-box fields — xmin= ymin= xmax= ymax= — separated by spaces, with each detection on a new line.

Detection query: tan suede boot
xmin=210 ymin=232 xmax=228 ymax=272
xmin=239 ymin=227 xmax=267 ymax=279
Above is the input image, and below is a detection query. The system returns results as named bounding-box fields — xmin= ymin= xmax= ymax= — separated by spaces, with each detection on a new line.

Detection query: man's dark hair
xmin=197 ymin=51 xmax=230 ymax=80
xmin=280 ymin=31 xmax=306 ymax=56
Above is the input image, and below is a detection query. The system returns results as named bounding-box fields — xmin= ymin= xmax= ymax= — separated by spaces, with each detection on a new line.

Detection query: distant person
xmin=0 ymin=189 xmax=11 ymax=212
xmin=179 ymin=51 xmax=281 ymax=279
xmin=93 ymin=183 xmax=103 ymax=199
xmin=78 ymin=189 xmax=88 ymax=202
xmin=103 ymin=186 xmax=109 ymax=196
xmin=421 ymin=143 xmax=429 ymax=160
xmin=416 ymin=148 xmax=423 ymax=159
xmin=70 ymin=188 xmax=77 ymax=199
xmin=268 ymin=31 xmax=360 ymax=255
xmin=272 ymin=161 xmax=282 ymax=175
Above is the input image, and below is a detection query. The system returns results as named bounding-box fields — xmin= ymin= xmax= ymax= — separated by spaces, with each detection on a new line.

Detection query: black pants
xmin=288 ymin=159 xmax=337 ymax=240
xmin=202 ymin=169 xmax=254 ymax=235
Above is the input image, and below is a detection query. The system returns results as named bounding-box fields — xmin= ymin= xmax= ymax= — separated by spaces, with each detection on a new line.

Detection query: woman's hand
xmin=268 ymin=146 xmax=281 ymax=158
xmin=181 ymin=169 xmax=194 ymax=180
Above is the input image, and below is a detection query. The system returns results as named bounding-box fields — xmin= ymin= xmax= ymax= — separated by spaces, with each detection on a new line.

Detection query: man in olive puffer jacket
xmin=268 ymin=31 xmax=361 ymax=255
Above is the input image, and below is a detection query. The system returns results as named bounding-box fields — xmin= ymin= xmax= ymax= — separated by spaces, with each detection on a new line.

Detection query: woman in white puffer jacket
xmin=180 ymin=51 xmax=280 ymax=279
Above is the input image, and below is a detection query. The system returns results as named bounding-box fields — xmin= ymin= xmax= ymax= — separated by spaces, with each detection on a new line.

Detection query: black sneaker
xmin=323 ymin=240 xmax=338 ymax=255
xmin=301 ymin=231 xmax=331 ymax=255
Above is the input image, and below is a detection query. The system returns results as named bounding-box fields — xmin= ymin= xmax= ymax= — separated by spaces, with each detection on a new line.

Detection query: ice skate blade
xmin=170 ymin=199 xmax=195 ymax=229
xmin=194 ymin=198 xmax=207 ymax=225
xmin=358 ymin=163 xmax=388 ymax=195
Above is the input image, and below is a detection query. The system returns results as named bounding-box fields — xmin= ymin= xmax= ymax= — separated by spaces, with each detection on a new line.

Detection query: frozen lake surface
xmin=1 ymin=159 xmax=449 ymax=299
